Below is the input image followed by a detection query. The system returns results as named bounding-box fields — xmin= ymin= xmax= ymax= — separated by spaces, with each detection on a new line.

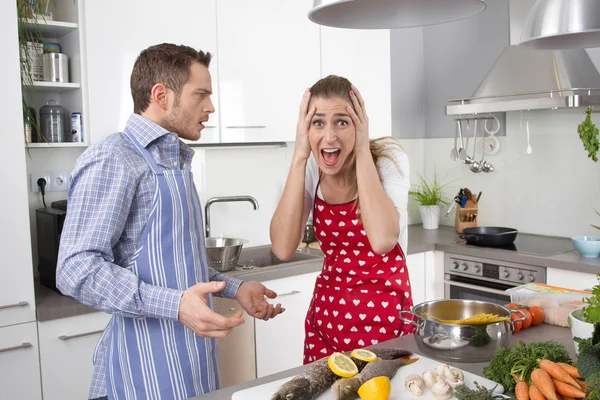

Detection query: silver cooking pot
xmin=400 ymin=299 xmax=526 ymax=363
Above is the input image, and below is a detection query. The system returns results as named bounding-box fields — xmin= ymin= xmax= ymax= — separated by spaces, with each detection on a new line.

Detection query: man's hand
xmin=178 ymin=281 xmax=245 ymax=338
xmin=235 ymin=281 xmax=285 ymax=321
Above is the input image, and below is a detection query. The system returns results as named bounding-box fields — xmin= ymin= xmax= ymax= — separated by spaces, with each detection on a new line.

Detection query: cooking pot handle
xmin=399 ymin=310 xmax=417 ymax=327
xmin=509 ymin=309 xmax=527 ymax=329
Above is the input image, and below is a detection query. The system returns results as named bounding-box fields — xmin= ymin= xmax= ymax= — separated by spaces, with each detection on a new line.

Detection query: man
xmin=57 ymin=43 xmax=284 ymax=400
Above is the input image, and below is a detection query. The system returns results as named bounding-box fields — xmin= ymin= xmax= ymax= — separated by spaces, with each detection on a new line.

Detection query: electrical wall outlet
xmin=50 ymin=173 xmax=69 ymax=192
xmin=30 ymin=174 xmax=50 ymax=193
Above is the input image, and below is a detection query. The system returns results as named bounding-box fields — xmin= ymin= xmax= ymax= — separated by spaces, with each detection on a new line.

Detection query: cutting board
xmin=232 ymin=353 xmax=504 ymax=400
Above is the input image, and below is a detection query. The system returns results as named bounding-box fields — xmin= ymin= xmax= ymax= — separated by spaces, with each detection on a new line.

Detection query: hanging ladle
xmin=456 ymin=119 xmax=468 ymax=162
xmin=469 ymin=120 xmax=481 ymax=173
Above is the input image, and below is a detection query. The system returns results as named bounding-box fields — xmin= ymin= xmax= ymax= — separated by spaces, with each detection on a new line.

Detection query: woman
xmin=270 ymin=75 xmax=415 ymax=364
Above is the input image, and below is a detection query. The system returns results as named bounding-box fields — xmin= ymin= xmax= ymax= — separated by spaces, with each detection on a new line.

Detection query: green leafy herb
xmin=574 ymin=322 xmax=600 ymax=400
xmin=408 ymin=169 xmax=452 ymax=207
xmin=578 ymin=106 xmax=600 ymax=162
xmin=454 ymin=382 xmax=503 ymax=400
xmin=482 ymin=341 xmax=571 ymax=393
xmin=582 ymin=273 xmax=600 ymax=324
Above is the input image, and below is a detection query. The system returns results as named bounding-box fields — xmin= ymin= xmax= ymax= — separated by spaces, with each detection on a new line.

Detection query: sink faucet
xmin=204 ymin=196 xmax=259 ymax=238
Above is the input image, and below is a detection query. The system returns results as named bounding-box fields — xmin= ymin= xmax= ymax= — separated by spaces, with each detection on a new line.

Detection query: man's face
xmin=163 ymin=62 xmax=215 ymax=141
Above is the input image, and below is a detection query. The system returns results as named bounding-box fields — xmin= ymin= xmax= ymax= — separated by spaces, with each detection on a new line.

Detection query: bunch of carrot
xmin=515 ymin=360 xmax=585 ymax=400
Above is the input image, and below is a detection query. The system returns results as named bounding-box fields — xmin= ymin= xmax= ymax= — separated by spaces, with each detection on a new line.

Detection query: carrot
xmin=561 ymin=397 xmax=577 ymax=400
xmin=531 ymin=369 xmax=560 ymax=400
xmin=556 ymin=363 xmax=583 ymax=379
xmin=516 ymin=381 xmax=530 ymax=400
xmin=552 ymin=379 xmax=586 ymax=399
xmin=575 ymin=379 xmax=586 ymax=392
xmin=539 ymin=360 xmax=582 ymax=390
xmin=529 ymin=384 xmax=547 ymax=400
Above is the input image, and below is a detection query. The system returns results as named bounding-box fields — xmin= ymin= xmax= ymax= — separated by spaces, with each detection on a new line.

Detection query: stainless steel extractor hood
xmin=446 ymin=45 xmax=600 ymax=115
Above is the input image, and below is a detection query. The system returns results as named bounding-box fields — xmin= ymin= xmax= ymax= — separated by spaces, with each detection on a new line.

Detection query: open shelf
xmin=27 ymin=142 xmax=87 ymax=149
xmin=22 ymin=81 xmax=81 ymax=93
xmin=20 ymin=18 xmax=78 ymax=38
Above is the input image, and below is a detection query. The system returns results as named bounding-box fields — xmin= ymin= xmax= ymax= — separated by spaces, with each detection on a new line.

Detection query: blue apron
xmin=98 ymin=130 xmax=219 ymax=399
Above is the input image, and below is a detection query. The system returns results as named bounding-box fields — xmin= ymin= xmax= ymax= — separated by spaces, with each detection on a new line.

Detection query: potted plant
xmin=409 ymin=170 xmax=450 ymax=230
xmin=569 ymin=273 xmax=599 ymax=354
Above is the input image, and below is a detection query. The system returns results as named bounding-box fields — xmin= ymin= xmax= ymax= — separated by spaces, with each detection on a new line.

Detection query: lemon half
xmin=358 ymin=376 xmax=391 ymax=400
xmin=327 ymin=352 xmax=358 ymax=378
xmin=351 ymin=349 xmax=378 ymax=363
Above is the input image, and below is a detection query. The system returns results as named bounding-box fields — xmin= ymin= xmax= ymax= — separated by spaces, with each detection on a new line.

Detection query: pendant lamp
xmin=308 ymin=0 xmax=487 ymax=29
xmin=520 ymin=0 xmax=600 ymax=49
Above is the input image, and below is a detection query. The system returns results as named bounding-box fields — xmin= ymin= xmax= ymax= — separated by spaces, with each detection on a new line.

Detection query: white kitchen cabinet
xmin=84 ymin=0 xmax=220 ymax=144
xmin=321 ymin=27 xmax=392 ymax=139
xmin=37 ymin=312 xmax=111 ymax=400
xmin=425 ymin=251 xmax=445 ymax=301
xmin=1 ymin=0 xmax=37 ymax=328
xmin=547 ymin=268 xmax=598 ymax=292
xmin=213 ymin=297 xmax=256 ymax=388
xmin=0 ymin=322 xmax=42 ymax=400
xmin=255 ymin=271 xmax=320 ymax=378
xmin=216 ymin=0 xmax=321 ymax=143
xmin=406 ymin=252 xmax=426 ymax=306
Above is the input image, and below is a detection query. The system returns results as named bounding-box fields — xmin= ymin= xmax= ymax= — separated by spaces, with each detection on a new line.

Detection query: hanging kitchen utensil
xmin=451 ymin=119 xmax=459 ymax=161
xmin=526 ymin=120 xmax=533 ymax=155
xmin=459 ymin=227 xmax=519 ymax=247
xmin=456 ymin=119 xmax=468 ymax=162
xmin=469 ymin=120 xmax=481 ymax=173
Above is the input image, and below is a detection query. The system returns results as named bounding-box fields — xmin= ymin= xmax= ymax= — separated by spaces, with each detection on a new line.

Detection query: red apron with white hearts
xmin=303 ymin=191 xmax=415 ymax=364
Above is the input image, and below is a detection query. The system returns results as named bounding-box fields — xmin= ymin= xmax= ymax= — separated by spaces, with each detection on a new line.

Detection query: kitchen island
xmin=196 ymin=323 xmax=576 ymax=399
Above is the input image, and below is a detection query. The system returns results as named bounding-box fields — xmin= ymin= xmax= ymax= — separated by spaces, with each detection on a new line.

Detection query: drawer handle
xmin=277 ymin=290 xmax=300 ymax=298
xmin=58 ymin=329 xmax=105 ymax=341
xmin=0 ymin=301 xmax=28 ymax=311
xmin=0 ymin=341 xmax=32 ymax=353
xmin=205 ymin=125 xmax=217 ymax=128
xmin=225 ymin=125 xmax=267 ymax=129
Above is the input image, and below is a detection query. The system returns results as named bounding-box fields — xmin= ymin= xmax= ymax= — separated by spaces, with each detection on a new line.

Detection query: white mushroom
xmin=435 ymin=363 xmax=450 ymax=378
xmin=422 ymin=370 xmax=438 ymax=389
xmin=449 ymin=367 xmax=464 ymax=382
xmin=405 ymin=374 xmax=425 ymax=396
xmin=431 ymin=376 xmax=453 ymax=400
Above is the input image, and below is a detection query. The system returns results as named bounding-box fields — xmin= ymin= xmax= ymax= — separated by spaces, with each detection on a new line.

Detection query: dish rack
xmin=455 ymin=194 xmax=478 ymax=233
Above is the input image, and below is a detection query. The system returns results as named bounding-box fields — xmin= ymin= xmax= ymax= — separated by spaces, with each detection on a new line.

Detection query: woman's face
xmin=308 ymin=96 xmax=356 ymax=176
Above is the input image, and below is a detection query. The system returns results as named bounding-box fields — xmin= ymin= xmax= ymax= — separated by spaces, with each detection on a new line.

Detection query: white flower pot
xmin=419 ymin=205 xmax=441 ymax=230
xmin=569 ymin=308 xmax=594 ymax=355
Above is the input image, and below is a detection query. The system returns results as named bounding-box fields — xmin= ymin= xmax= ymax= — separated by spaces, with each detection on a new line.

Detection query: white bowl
xmin=569 ymin=307 xmax=594 ymax=355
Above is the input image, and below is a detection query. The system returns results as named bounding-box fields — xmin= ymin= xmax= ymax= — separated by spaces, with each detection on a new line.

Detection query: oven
xmin=444 ymin=253 xmax=546 ymax=305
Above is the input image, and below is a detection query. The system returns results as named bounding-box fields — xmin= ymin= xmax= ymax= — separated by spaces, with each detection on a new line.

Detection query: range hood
xmin=446 ymin=45 xmax=600 ymax=115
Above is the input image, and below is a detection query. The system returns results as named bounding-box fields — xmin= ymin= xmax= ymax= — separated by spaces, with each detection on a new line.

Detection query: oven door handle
xmin=444 ymin=280 xmax=509 ymax=296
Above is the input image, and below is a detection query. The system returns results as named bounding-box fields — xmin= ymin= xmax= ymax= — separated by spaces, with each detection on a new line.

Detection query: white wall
xmin=423 ymin=110 xmax=600 ymax=237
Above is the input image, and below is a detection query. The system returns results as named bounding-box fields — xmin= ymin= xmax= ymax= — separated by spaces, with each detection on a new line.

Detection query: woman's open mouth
xmin=321 ymin=148 xmax=341 ymax=166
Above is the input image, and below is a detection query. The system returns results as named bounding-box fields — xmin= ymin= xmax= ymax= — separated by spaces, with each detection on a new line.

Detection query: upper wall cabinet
xmin=391 ymin=0 xmax=509 ymax=139
xmin=321 ymin=27 xmax=392 ymax=139
xmin=216 ymin=0 xmax=320 ymax=143
xmin=84 ymin=0 xmax=221 ymax=145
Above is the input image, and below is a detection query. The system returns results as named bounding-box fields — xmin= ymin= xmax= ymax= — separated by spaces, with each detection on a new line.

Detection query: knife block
xmin=455 ymin=197 xmax=478 ymax=233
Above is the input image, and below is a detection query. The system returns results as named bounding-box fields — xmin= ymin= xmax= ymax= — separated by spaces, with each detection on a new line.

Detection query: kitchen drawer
xmin=0 ymin=322 xmax=42 ymax=400
xmin=38 ymin=312 xmax=111 ymax=400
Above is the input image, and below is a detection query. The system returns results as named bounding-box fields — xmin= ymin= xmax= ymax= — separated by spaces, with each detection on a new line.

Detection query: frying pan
xmin=459 ymin=227 xmax=518 ymax=247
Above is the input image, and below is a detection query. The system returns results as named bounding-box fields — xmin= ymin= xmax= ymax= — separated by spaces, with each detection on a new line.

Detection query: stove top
xmin=459 ymin=232 xmax=574 ymax=257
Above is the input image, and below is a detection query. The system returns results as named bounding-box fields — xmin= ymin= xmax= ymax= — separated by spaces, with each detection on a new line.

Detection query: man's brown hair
xmin=130 ymin=43 xmax=212 ymax=114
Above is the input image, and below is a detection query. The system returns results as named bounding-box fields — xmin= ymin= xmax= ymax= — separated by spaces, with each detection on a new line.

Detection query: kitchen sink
xmin=237 ymin=245 xmax=322 ymax=268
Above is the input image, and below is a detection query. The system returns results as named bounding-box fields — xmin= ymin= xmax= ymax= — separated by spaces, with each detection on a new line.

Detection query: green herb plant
xmin=578 ymin=106 xmax=600 ymax=162
xmin=409 ymin=169 xmax=451 ymax=207
xmin=482 ymin=341 xmax=571 ymax=393
xmin=454 ymin=382 xmax=503 ymax=400
xmin=582 ymin=273 xmax=600 ymax=324
xmin=574 ymin=322 xmax=600 ymax=400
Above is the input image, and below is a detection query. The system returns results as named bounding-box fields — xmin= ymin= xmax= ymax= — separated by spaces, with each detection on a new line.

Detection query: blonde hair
xmin=309 ymin=75 xmax=404 ymax=207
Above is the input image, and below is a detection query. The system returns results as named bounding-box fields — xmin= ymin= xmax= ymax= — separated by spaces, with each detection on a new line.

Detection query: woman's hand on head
xmin=347 ymin=85 xmax=370 ymax=155
xmin=294 ymin=88 xmax=316 ymax=162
